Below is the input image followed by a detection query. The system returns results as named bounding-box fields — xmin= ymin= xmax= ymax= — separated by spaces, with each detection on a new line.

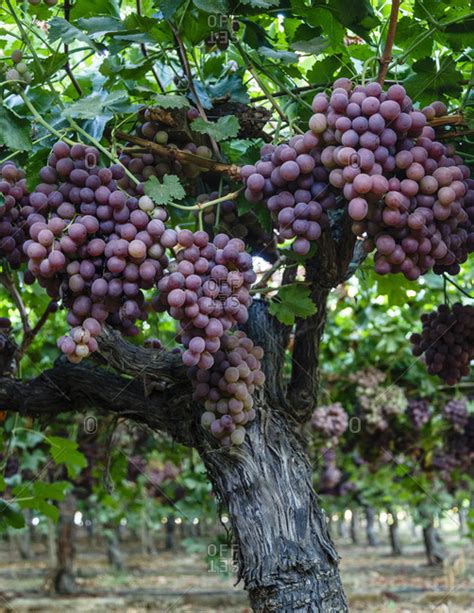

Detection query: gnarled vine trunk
xmin=422 ymin=521 xmax=446 ymax=566
xmin=53 ymin=493 xmax=76 ymax=594
xmin=364 ymin=506 xmax=379 ymax=547
xmin=388 ymin=511 xmax=402 ymax=556
xmin=201 ymin=406 xmax=347 ymax=612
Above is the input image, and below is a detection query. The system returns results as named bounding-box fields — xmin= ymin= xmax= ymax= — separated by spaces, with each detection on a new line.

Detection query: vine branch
xmin=114 ymin=130 xmax=241 ymax=179
xmin=63 ymin=0 xmax=83 ymax=96
xmin=377 ymin=0 xmax=401 ymax=85
xmin=136 ymin=0 xmax=165 ymax=92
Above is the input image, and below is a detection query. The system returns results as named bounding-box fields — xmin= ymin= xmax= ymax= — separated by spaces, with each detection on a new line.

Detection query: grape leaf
xmin=71 ymin=0 xmax=120 ymax=18
xmin=239 ymin=0 xmax=279 ymax=7
xmin=76 ymin=16 xmax=124 ymax=36
xmin=48 ymin=17 xmax=102 ymax=52
xmin=63 ymin=90 xmax=130 ymax=119
xmin=153 ymin=94 xmax=190 ymax=109
xmin=404 ymin=57 xmax=463 ymax=107
xmin=291 ymin=36 xmax=330 ymax=54
xmin=258 ymin=47 xmax=298 ymax=64
xmin=268 ymin=285 xmax=316 ymax=325
xmin=144 ymin=175 xmax=186 ymax=206
xmin=155 ymin=0 xmax=183 ymax=19
xmin=0 ymin=499 xmax=25 ymax=530
xmin=193 ymin=0 xmax=229 ymax=12
xmin=47 ymin=437 xmax=87 ymax=478
xmin=0 ymin=106 xmax=32 ymax=152
xmin=191 ymin=116 xmax=240 ymax=141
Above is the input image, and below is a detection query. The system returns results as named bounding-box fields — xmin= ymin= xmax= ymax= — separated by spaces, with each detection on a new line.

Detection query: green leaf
xmin=258 ymin=47 xmax=298 ymax=64
xmin=239 ymin=0 xmax=279 ymax=7
xmin=47 ymin=437 xmax=87 ymax=478
xmin=153 ymin=94 xmax=190 ymax=109
xmin=25 ymin=148 xmax=50 ymax=192
xmin=394 ymin=17 xmax=433 ymax=60
xmin=0 ymin=106 xmax=32 ymax=152
xmin=63 ymin=90 xmax=130 ymax=120
xmin=375 ymin=273 xmax=415 ymax=306
xmin=191 ymin=116 xmax=240 ymax=141
xmin=33 ymin=481 xmax=67 ymax=502
xmin=404 ymin=57 xmax=463 ymax=107
xmin=48 ymin=17 xmax=100 ymax=52
xmin=76 ymin=16 xmax=124 ymax=36
xmin=35 ymin=500 xmax=59 ymax=522
xmin=290 ymin=36 xmax=330 ymax=54
xmin=193 ymin=0 xmax=229 ymax=12
xmin=155 ymin=0 xmax=183 ymax=19
xmin=0 ymin=499 xmax=25 ymax=530
xmin=268 ymin=284 xmax=316 ymax=325
xmin=71 ymin=0 xmax=120 ymax=19
xmin=144 ymin=175 xmax=186 ymax=206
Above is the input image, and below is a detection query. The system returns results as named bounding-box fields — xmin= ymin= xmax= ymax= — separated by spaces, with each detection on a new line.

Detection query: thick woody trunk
xmin=388 ymin=512 xmax=402 ymax=556
xmin=201 ymin=405 xmax=347 ymax=612
xmin=350 ymin=510 xmax=359 ymax=544
xmin=364 ymin=506 xmax=379 ymax=547
xmin=53 ymin=493 xmax=76 ymax=594
xmin=422 ymin=520 xmax=446 ymax=566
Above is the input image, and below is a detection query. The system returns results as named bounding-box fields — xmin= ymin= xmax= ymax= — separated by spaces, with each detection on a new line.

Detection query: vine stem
xmin=442 ymin=274 xmax=473 ymax=300
xmin=250 ymin=282 xmax=309 ymax=295
xmin=19 ymin=92 xmax=76 ymax=145
xmin=168 ymin=21 xmax=221 ymax=160
xmin=169 ymin=189 xmax=242 ymax=211
xmin=114 ymin=130 xmax=241 ymax=178
xmin=252 ymin=257 xmax=286 ymax=290
xmin=0 ymin=271 xmax=31 ymax=339
xmin=136 ymin=0 xmax=165 ymax=92
xmin=64 ymin=0 xmax=82 ymax=96
xmin=377 ymin=0 xmax=401 ymax=85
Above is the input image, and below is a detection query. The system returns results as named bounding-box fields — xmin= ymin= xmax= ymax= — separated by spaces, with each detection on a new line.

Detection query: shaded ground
xmin=0 ymin=525 xmax=472 ymax=612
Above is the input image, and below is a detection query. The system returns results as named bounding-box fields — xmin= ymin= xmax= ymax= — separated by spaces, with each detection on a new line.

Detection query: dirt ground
xmin=0 ymin=524 xmax=472 ymax=612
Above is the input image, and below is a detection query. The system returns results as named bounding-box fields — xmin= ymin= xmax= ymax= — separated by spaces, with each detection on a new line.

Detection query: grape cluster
xmin=311 ymin=402 xmax=349 ymax=440
xmin=354 ymin=368 xmax=407 ymax=431
xmin=0 ymin=163 xmax=29 ymax=268
xmin=5 ymin=50 xmax=32 ymax=86
xmin=24 ymin=141 xmax=168 ymax=362
xmin=241 ymin=79 xmax=474 ymax=273
xmin=118 ymin=113 xmax=212 ymax=192
xmin=410 ymin=303 xmax=474 ymax=384
xmin=443 ymin=398 xmax=469 ymax=432
xmin=154 ymin=230 xmax=256 ymax=369
xmin=407 ymin=399 xmax=431 ymax=429
xmin=196 ymin=192 xmax=274 ymax=252
xmin=241 ymin=142 xmax=332 ymax=255
xmin=190 ymin=331 xmax=264 ymax=446
xmin=318 ymin=448 xmax=342 ymax=492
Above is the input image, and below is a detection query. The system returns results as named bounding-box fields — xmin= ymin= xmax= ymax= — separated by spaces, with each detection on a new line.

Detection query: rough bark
xmin=364 ymin=506 xmax=379 ymax=547
xmin=422 ymin=521 xmax=446 ymax=566
xmin=165 ymin=516 xmax=175 ymax=550
xmin=53 ymin=493 xmax=76 ymax=594
xmin=1 ymin=294 xmax=351 ymax=610
xmin=350 ymin=510 xmax=359 ymax=544
xmin=388 ymin=512 xmax=402 ymax=556
xmin=106 ymin=530 xmax=124 ymax=571
xmin=201 ymin=404 xmax=347 ymax=612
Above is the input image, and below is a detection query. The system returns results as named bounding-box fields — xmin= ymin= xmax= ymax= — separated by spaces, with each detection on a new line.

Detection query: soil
xmin=0 ymin=521 xmax=472 ymax=612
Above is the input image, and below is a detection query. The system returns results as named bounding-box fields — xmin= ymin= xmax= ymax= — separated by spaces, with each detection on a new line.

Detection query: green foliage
xmin=268 ymin=284 xmax=317 ymax=325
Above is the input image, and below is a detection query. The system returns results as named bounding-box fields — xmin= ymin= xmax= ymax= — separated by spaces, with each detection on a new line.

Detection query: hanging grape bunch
xmin=407 ymin=399 xmax=431 ymax=429
xmin=318 ymin=449 xmax=342 ymax=492
xmin=153 ymin=230 xmax=256 ymax=369
xmin=354 ymin=368 xmax=407 ymax=431
xmin=241 ymin=79 xmax=474 ymax=274
xmin=410 ymin=303 xmax=474 ymax=384
xmin=195 ymin=192 xmax=274 ymax=251
xmin=118 ymin=111 xmax=212 ymax=193
xmin=24 ymin=141 xmax=169 ymax=363
xmin=443 ymin=397 xmax=469 ymax=432
xmin=311 ymin=403 xmax=349 ymax=441
xmin=0 ymin=163 xmax=30 ymax=268
xmin=191 ymin=330 xmax=265 ymax=446
xmin=4 ymin=50 xmax=32 ymax=86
